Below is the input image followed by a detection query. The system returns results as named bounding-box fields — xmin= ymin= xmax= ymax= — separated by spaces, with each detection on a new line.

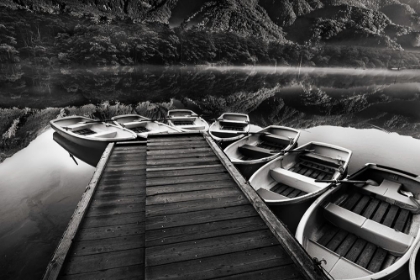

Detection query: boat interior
xmin=211 ymin=113 xmax=250 ymax=138
xmin=250 ymin=142 xmax=351 ymax=203
xmin=300 ymin=167 xmax=420 ymax=279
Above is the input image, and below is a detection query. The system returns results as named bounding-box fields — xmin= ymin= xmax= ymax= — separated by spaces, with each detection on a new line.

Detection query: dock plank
xmin=146 ymin=165 xmax=225 ymax=178
xmin=145 ymin=246 xmax=294 ymax=280
xmin=81 ymin=212 xmax=144 ymax=229
xmin=77 ymin=223 xmax=144 ymax=241
xmin=146 ymin=180 xmax=237 ymax=196
xmin=60 ymin=265 xmax=144 ymax=280
xmin=146 ymin=229 xmax=278 ymax=266
xmin=69 ymin=234 xmax=143 ymax=256
xmin=146 ymin=172 xmax=231 ymax=187
xmin=146 ymin=204 xmax=257 ymax=230
xmin=146 ymin=216 xmax=267 ymax=247
xmin=146 ymin=187 xmax=242 ymax=205
xmin=61 ymin=248 xmax=144 ymax=275
xmin=146 ymin=195 xmax=249 ymax=218
xmin=147 ymin=151 xmax=216 ymax=160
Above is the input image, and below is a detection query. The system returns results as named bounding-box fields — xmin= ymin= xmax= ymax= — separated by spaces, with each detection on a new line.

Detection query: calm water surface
xmin=0 ymin=129 xmax=94 ymax=280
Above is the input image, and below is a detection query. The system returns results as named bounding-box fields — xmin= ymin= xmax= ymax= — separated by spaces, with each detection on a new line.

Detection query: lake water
xmin=0 ymin=123 xmax=419 ymax=279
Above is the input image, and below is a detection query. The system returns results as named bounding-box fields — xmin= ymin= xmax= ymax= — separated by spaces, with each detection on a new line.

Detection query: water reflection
xmin=0 ymin=129 xmax=94 ymax=280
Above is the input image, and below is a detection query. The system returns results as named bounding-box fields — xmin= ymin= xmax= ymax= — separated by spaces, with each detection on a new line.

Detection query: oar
xmin=69 ymin=153 xmax=78 ymax=165
xmin=315 ymin=179 xmax=379 ymax=186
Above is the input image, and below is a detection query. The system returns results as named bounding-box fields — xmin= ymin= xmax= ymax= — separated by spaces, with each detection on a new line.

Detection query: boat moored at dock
xmin=296 ymin=163 xmax=420 ymax=280
xmin=209 ymin=113 xmax=250 ymax=143
xmin=50 ymin=116 xmax=137 ymax=150
xmin=249 ymin=141 xmax=352 ymax=205
xmin=112 ymin=114 xmax=181 ymax=138
xmin=223 ymin=125 xmax=300 ymax=178
xmin=167 ymin=109 xmax=209 ymax=132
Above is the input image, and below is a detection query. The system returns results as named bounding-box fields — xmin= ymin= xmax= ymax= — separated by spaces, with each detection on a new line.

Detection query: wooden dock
xmin=43 ymin=133 xmax=327 ymax=280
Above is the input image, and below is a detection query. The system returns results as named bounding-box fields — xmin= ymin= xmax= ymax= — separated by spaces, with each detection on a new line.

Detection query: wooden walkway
xmin=43 ymin=133 xmax=327 ymax=280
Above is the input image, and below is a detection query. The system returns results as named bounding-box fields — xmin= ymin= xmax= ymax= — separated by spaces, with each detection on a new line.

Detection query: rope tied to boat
xmin=313 ymin=257 xmax=335 ymax=280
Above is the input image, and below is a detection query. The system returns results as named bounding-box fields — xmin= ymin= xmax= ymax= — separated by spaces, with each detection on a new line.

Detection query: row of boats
xmin=50 ymin=110 xmax=420 ymax=280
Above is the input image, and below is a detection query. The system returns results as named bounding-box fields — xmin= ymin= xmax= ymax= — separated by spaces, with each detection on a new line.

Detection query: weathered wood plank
xmin=145 ymin=246 xmax=294 ymax=280
xmin=147 ymin=151 xmax=215 ymax=160
xmin=146 ymin=195 xmax=249 ymax=219
xmin=146 ymin=187 xmax=242 ymax=205
xmin=101 ymin=169 xmax=146 ymax=178
xmin=146 ymin=216 xmax=267 ymax=247
xmin=99 ymin=174 xmax=146 ymax=185
xmin=146 ymin=172 xmax=231 ymax=187
xmin=146 ymin=229 xmax=278 ymax=266
xmin=356 ymin=243 xmax=377 ymax=268
xmin=345 ymin=238 xmax=367 ymax=263
xmin=146 ymin=160 xmax=221 ymax=169
xmin=371 ymin=201 xmax=389 ymax=223
xmin=61 ymin=248 xmax=144 ymax=275
xmin=203 ymin=134 xmax=327 ymax=280
xmin=335 ymin=234 xmax=357 ymax=256
xmin=70 ymin=234 xmax=144 ymax=256
xmin=146 ymin=180 xmax=237 ymax=196
xmin=146 ymin=165 xmax=224 ymax=178
xmin=362 ymin=198 xmax=380 ymax=219
xmin=147 ymin=156 xmax=219 ymax=166
xmin=90 ymin=195 xmax=144 ymax=208
xmin=85 ymin=203 xmax=144 ymax=217
xmin=382 ymin=205 xmax=399 ymax=227
xmin=59 ymin=265 xmax=144 ymax=280
xmin=394 ymin=209 xmax=410 ymax=232
xmin=104 ymin=165 xmax=147 ymax=172
xmin=147 ymin=139 xmax=205 ymax=147
xmin=77 ymin=223 xmax=144 ymax=241
xmin=147 ymin=135 xmax=202 ymax=143
xmin=352 ymin=195 xmax=370 ymax=215
xmin=326 ymin=229 xmax=348 ymax=252
xmin=341 ymin=193 xmax=361 ymax=211
xmin=95 ymin=185 xmax=144 ymax=197
xmin=146 ymin=147 xmax=212 ymax=155
xmin=43 ymin=143 xmax=115 ymax=280
xmin=147 ymin=142 xmax=210 ymax=150
xmin=81 ymin=212 xmax=144 ymax=229
xmin=146 ymin=204 xmax=257 ymax=230
xmin=367 ymin=247 xmax=388 ymax=272
xmin=216 ymin=264 xmax=304 ymax=280
xmin=317 ymin=224 xmax=338 ymax=247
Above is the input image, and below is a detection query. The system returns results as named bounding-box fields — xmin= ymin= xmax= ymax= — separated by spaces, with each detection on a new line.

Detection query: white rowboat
xmin=249 ymin=141 xmax=352 ymax=205
xmin=296 ymin=164 xmax=420 ymax=280
xmin=209 ymin=113 xmax=250 ymax=143
xmin=167 ymin=109 xmax=209 ymax=132
xmin=50 ymin=116 xmax=137 ymax=150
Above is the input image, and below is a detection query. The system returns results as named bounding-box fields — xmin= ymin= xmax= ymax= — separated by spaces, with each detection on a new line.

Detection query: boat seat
xmin=87 ymin=131 xmax=117 ymax=139
xmin=269 ymin=168 xmax=326 ymax=193
xmin=257 ymin=188 xmax=289 ymax=203
xmin=219 ymin=120 xmax=248 ymax=127
xmin=360 ymin=179 xmax=419 ymax=213
xmin=238 ymin=144 xmax=274 ymax=158
xmin=323 ymin=202 xmax=414 ymax=255
xmin=122 ymin=121 xmax=147 ymax=129
xmin=260 ymin=133 xmax=291 ymax=146
xmin=64 ymin=123 xmax=92 ymax=132
xmin=300 ymin=153 xmax=343 ymax=168
xmin=177 ymin=125 xmax=206 ymax=131
xmin=211 ymin=130 xmax=239 ymax=138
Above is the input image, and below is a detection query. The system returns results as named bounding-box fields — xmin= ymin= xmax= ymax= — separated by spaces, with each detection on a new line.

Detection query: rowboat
xmin=410 ymin=239 xmax=420 ymax=280
xmin=296 ymin=163 xmax=420 ymax=280
xmin=209 ymin=113 xmax=250 ymax=143
xmin=248 ymin=141 xmax=352 ymax=205
xmin=223 ymin=125 xmax=300 ymax=178
xmin=166 ymin=109 xmax=209 ymax=132
xmin=112 ymin=114 xmax=181 ymax=138
xmin=50 ymin=116 xmax=137 ymax=150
